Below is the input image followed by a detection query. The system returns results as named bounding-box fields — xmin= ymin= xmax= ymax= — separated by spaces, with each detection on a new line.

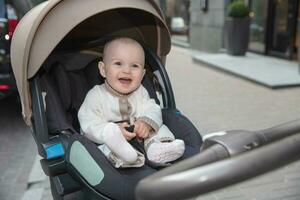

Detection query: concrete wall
xmin=189 ymin=0 xmax=227 ymax=53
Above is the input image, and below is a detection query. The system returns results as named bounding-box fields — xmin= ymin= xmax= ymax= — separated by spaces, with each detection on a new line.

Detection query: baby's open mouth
xmin=119 ymin=77 xmax=132 ymax=84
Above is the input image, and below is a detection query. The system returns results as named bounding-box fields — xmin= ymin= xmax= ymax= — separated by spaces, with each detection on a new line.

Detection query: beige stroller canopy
xmin=10 ymin=0 xmax=171 ymax=125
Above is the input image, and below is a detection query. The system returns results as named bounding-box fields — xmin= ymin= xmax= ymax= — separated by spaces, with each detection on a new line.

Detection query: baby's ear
xmin=98 ymin=61 xmax=106 ymax=78
xmin=142 ymin=69 xmax=146 ymax=78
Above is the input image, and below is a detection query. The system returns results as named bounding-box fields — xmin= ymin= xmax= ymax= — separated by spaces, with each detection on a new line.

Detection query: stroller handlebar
xmin=136 ymin=120 xmax=300 ymax=200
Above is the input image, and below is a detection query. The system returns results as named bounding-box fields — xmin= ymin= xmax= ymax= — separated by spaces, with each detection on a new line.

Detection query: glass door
xmin=249 ymin=0 xmax=268 ymax=53
xmin=268 ymin=0 xmax=298 ymax=59
xmin=296 ymin=0 xmax=300 ymax=60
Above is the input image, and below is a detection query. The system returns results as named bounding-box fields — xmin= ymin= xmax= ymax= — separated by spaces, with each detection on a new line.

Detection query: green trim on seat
xmin=70 ymin=141 xmax=104 ymax=186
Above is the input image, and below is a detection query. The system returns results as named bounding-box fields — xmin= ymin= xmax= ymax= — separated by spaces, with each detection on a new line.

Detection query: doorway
xmin=267 ymin=0 xmax=298 ymax=59
xmin=249 ymin=0 xmax=268 ymax=53
xmin=249 ymin=0 xmax=299 ymax=60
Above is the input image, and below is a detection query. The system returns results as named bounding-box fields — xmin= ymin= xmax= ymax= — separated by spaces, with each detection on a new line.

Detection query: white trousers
xmin=98 ymin=123 xmax=175 ymax=168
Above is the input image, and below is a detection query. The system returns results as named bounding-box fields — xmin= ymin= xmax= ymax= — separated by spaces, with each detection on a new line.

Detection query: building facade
xmin=189 ymin=0 xmax=300 ymax=60
xmin=189 ymin=0 xmax=229 ymax=53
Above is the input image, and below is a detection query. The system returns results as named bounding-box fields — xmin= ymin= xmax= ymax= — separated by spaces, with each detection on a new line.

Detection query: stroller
xmin=11 ymin=0 xmax=202 ymax=199
xmin=10 ymin=0 xmax=300 ymax=199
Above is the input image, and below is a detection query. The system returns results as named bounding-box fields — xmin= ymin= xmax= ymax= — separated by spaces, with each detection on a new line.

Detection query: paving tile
xmin=193 ymin=53 xmax=300 ymax=88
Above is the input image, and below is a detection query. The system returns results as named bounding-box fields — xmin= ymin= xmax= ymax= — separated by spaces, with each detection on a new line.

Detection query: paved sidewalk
xmin=167 ymin=46 xmax=300 ymax=200
xmin=193 ymin=52 xmax=300 ymax=88
xmin=21 ymin=156 xmax=48 ymax=200
xmin=0 ymin=96 xmax=36 ymax=200
xmin=172 ymin=35 xmax=300 ymax=89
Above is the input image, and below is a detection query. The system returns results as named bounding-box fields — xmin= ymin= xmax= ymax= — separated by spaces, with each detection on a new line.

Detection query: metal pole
xmin=136 ymin=133 xmax=300 ymax=200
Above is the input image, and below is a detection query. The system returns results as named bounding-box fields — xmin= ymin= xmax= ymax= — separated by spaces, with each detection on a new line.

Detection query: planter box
xmin=225 ymin=17 xmax=250 ymax=56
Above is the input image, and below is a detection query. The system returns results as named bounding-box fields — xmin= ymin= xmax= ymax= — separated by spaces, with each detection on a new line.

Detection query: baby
xmin=78 ymin=37 xmax=185 ymax=168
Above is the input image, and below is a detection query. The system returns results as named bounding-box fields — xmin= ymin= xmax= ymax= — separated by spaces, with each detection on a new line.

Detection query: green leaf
xmin=227 ymin=0 xmax=249 ymax=18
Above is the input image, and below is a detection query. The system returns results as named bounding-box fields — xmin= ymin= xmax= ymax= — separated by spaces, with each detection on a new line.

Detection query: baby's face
xmin=99 ymin=39 xmax=145 ymax=94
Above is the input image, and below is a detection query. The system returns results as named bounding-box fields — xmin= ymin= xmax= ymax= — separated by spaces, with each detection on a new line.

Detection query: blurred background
xmin=1 ymin=0 xmax=300 ymax=101
xmin=156 ymin=0 xmax=300 ymax=60
xmin=1 ymin=0 xmax=300 ymax=200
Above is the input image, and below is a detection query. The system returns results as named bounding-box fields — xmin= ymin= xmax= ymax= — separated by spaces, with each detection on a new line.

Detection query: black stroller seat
xmin=38 ymin=49 xmax=202 ymax=199
xmin=40 ymin=52 xmax=101 ymax=133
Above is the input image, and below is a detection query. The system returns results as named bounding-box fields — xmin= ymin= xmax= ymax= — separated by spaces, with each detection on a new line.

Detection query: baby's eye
xmin=114 ymin=61 xmax=122 ymax=66
xmin=132 ymin=64 xmax=140 ymax=68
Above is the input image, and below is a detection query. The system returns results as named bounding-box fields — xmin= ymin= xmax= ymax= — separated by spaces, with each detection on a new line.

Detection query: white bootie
xmin=147 ymin=139 xmax=185 ymax=163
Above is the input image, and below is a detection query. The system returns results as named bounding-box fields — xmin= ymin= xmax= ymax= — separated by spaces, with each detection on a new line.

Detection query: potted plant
xmin=224 ymin=0 xmax=250 ymax=56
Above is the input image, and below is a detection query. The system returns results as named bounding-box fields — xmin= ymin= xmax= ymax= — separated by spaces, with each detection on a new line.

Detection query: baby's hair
xmin=102 ymin=37 xmax=145 ymax=62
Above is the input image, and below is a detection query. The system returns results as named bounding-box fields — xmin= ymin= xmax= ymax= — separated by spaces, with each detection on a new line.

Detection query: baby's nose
xmin=123 ymin=65 xmax=131 ymax=73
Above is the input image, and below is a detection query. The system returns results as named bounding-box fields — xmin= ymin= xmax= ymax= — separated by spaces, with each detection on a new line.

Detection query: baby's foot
xmin=147 ymin=139 xmax=185 ymax=163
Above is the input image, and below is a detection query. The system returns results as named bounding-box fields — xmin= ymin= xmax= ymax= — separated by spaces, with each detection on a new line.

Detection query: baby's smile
xmin=119 ymin=77 xmax=132 ymax=85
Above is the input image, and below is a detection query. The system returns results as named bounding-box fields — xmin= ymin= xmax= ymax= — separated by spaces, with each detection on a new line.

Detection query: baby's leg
xmin=145 ymin=125 xmax=185 ymax=163
xmin=102 ymin=123 xmax=137 ymax=164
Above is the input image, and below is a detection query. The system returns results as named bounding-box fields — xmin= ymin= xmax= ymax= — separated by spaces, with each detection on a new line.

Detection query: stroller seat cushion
xmin=50 ymin=62 xmax=72 ymax=110
xmin=66 ymin=134 xmax=157 ymax=200
xmin=40 ymin=73 xmax=74 ymax=133
xmin=46 ymin=52 xmax=102 ymax=111
xmin=69 ymin=141 xmax=105 ymax=186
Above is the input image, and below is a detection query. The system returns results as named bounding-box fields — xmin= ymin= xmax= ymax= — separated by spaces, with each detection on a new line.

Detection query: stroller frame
xmin=29 ymin=38 xmax=202 ymax=199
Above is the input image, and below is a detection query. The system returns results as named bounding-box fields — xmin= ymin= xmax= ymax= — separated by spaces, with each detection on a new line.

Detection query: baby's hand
xmin=118 ymin=122 xmax=136 ymax=141
xmin=134 ymin=120 xmax=152 ymax=139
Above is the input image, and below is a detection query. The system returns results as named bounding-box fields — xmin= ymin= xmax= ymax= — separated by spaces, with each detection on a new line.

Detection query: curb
xmin=171 ymin=38 xmax=190 ymax=48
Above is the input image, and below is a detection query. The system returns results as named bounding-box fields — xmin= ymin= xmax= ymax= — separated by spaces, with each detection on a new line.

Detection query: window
xmin=0 ymin=0 xmax=5 ymax=18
